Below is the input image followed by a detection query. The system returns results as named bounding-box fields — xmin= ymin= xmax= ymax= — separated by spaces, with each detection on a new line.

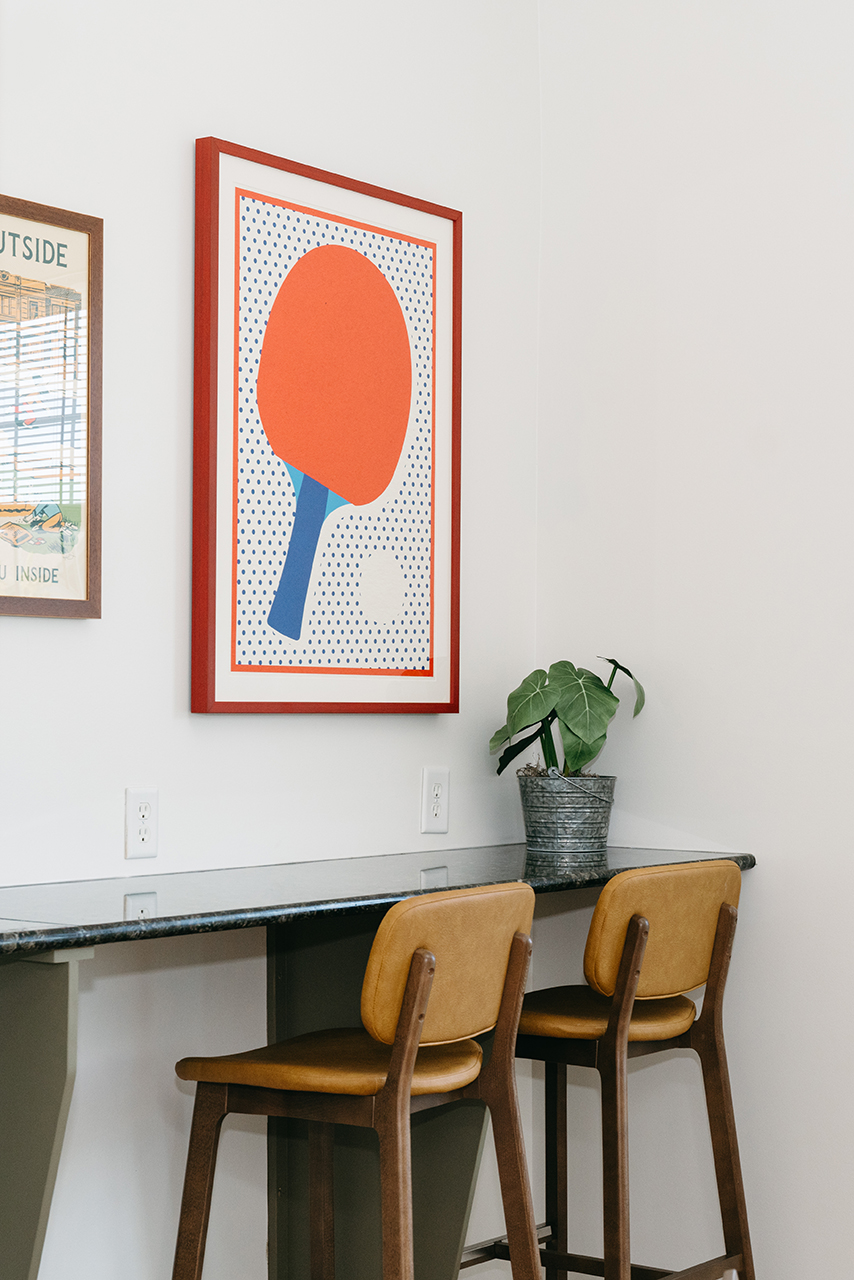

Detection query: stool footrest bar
xmin=664 ymin=1256 xmax=742 ymax=1280
xmin=469 ymin=1234 xmax=740 ymax=1280
xmin=493 ymin=1240 xmax=671 ymax=1278
xmin=459 ymin=1223 xmax=551 ymax=1270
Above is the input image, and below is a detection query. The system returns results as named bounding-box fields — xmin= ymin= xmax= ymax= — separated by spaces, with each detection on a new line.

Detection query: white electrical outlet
xmin=124 ymin=892 xmax=158 ymax=920
xmin=125 ymin=789 xmax=159 ymax=859
xmin=420 ymin=767 xmax=450 ymax=834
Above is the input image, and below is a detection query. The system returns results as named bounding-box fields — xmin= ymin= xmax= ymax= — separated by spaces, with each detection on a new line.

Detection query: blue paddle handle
xmin=267 ymin=475 xmax=329 ymax=639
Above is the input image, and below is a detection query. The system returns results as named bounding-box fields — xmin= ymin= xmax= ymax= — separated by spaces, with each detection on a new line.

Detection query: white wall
xmin=2 ymin=0 xmax=853 ymax=1277
xmin=0 ymin=2 xmax=542 ymax=1277
xmin=536 ymin=2 xmax=854 ymax=1276
xmin=0 ymin=0 xmax=541 ymax=887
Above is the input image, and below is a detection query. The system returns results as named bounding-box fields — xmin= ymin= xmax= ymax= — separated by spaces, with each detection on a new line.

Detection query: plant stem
xmin=606 ymin=662 xmax=616 ymax=691
xmin=496 ymin=722 xmax=546 ymax=775
xmin=495 ymin=709 xmax=558 ymax=776
xmin=539 ymin=719 xmax=559 ymax=770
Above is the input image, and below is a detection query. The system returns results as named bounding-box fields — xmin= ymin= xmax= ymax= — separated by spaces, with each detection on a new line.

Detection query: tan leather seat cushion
xmin=176 ymin=1028 xmax=483 ymax=1096
xmin=519 ymin=985 xmax=697 ymax=1042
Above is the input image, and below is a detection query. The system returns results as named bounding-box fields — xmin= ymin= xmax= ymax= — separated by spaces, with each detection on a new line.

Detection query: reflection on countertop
xmin=0 ymin=844 xmax=755 ymax=956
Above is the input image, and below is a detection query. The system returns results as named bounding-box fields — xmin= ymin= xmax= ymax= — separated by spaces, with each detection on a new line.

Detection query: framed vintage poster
xmin=192 ymin=138 xmax=461 ymax=713
xmin=0 ymin=195 xmax=102 ymax=618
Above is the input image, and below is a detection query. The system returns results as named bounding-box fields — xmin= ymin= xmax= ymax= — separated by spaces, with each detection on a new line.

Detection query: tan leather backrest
xmin=583 ymin=861 xmax=741 ymax=999
xmin=361 ymin=882 xmax=535 ymax=1045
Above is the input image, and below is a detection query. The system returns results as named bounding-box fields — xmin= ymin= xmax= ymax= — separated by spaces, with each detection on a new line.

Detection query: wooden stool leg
xmin=545 ymin=1061 xmax=568 ymax=1280
xmin=692 ymin=902 xmax=755 ymax=1280
xmin=477 ymin=932 xmax=541 ymax=1280
xmin=486 ymin=1086 xmax=542 ymax=1280
xmin=172 ymin=1082 xmax=229 ymax=1280
xmin=376 ymin=1104 xmax=414 ymax=1280
xmin=599 ymin=1047 xmax=630 ymax=1280
xmin=695 ymin=1035 xmax=755 ymax=1280
xmin=598 ymin=913 xmax=647 ymax=1280
xmin=309 ymin=1121 xmax=335 ymax=1280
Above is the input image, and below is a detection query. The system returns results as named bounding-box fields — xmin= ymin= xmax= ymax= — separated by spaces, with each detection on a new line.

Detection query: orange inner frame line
xmin=230 ymin=189 xmax=437 ymax=677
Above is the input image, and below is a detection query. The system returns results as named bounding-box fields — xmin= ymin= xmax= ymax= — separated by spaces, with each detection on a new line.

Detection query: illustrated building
xmin=0 ymin=269 xmax=81 ymax=323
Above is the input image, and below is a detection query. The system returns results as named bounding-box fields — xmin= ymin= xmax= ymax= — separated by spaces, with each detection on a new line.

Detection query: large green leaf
xmin=558 ymin=722 xmax=607 ymax=774
xmin=507 ymin=669 xmax=558 ymax=737
xmin=489 ymin=724 xmax=510 ymax=754
xmin=549 ymin=662 xmax=619 ymax=744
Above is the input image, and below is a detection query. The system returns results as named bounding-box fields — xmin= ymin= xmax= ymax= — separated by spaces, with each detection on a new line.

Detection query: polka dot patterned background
xmin=233 ymin=193 xmax=435 ymax=672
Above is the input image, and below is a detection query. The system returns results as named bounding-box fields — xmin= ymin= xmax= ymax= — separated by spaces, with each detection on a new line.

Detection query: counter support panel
xmin=0 ymin=951 xmax=93 ymax=1280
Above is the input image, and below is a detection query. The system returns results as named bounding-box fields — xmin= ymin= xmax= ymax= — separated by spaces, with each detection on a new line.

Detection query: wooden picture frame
xmin=192 ymin=137 xmax=461 ymax=713
xmin=0 ymin=194 xmax=102 ymax=619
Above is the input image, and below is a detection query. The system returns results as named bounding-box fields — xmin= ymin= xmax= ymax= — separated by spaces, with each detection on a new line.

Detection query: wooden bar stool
xmin=515 ymin=860 xmax=754 ymax=1280
xmin=171 ymin=882 xmax=542 ymax=1280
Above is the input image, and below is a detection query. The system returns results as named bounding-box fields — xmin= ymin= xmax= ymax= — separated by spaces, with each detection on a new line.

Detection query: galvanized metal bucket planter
xmin=519 ymin=770 xmax=615 ymax=876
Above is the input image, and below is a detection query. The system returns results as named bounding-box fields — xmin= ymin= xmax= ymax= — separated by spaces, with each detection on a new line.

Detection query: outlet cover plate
xmin=125 ymin=788 xmax=158 ymax=859
xmin=124 ymin=892 xmax=158 ymax=921
xmin=420 ymin=767 xmax=450 ymax=834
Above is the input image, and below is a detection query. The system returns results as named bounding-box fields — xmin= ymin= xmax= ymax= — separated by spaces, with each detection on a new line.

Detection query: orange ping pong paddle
xmin=256 ymin=244 xmax=412 ymax=639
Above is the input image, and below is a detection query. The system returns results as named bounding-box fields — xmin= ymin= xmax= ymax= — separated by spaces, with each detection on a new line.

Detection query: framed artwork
xmin=192 ymin=137 xmax=461 ymax=713
xmin=0 ymin=194 xmax=102 ymax=618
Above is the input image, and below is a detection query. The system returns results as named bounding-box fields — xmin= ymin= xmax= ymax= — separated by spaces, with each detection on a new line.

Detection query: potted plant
xmin=489 ymin=658 xmax=645 ymax=871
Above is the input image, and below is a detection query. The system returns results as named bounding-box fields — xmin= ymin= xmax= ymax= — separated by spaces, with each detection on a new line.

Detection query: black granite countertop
xmin=0 ymin=844 xmax=755 ymax=956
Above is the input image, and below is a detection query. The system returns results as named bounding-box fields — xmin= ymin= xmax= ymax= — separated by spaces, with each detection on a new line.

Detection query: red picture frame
xmin=191 ymin=138 xmax=461 ymax=713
